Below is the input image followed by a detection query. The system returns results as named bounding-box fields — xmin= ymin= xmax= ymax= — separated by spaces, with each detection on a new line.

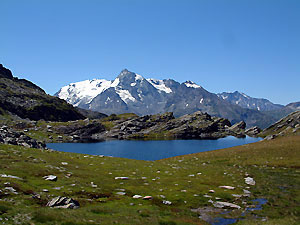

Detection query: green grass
xmin=0 ymin=136 xmax=299 ymax=224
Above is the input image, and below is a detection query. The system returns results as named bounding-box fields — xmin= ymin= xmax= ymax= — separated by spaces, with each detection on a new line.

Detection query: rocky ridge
xmin=48 ymin=111 xmax=258 ymax=142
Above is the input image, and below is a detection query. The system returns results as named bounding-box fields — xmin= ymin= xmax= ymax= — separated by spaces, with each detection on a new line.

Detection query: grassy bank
xmin=0 ymin=136 xmax=299 ymax=224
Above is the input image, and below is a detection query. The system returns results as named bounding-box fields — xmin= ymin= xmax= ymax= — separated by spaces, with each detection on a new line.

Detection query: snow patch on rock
xmin=147 ymin=78 xmax=172 ymax=93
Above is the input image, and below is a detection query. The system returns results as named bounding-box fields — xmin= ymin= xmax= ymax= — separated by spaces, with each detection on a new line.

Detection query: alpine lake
xmin=47 ymin=136 xmax=261 ymax=161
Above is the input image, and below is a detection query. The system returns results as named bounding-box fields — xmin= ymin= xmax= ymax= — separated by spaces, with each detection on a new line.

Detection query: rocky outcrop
xmin=245 ymin=126 xmax=261 ymax=137
xmin=261 ymin=111 xmax=300 ymax=138
xmin=96 ymin=111 xmax=245 ymax=140
xmin=54 ymin=122 xmax=106 ymax=142
xmin=0 ymin=125 xmax=45 ymax=149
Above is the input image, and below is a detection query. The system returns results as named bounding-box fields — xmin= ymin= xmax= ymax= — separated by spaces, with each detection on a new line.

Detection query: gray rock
xmin=244 ymin=177 xmax=255 ymax=186
xmin=46 ymin=196 xmax=80 ymax=209
xmin=219 ymin=185 xmax=235 ymax=190
xmin=264 ymin=135 xmax=277 ymax=140
xmin=1 ymin=174 xmax=22 ymax=180
xmin=245 ymin=126 xmax=261 ymax=136
xmin=213 ymin=201 xmax=241 ymax=209
xmin=43 ymin=175 xmax=57 ymax=181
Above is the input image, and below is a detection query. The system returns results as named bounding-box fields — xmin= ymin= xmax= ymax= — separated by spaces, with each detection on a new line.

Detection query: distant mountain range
xmin=217 ymin=91 xmax=284 ymax=111
xmin=56 ymin=69 xmax=300 ymax=128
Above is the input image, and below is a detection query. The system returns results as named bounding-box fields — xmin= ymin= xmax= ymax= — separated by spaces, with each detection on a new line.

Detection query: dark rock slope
xmin=0 ymin=64 xmax=85 ymax=122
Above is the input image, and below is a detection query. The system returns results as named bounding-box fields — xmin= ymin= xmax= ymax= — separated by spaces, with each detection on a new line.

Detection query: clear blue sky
xmin=1 ymin=0 xmax=299 ymax=105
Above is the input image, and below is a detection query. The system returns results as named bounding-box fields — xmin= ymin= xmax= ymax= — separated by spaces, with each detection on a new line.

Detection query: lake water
xmin=47 ymin=136 xmax=261 ymax=161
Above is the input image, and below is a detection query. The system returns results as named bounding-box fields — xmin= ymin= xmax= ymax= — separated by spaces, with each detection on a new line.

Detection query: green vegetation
xmin=0 ymin=135 xmax=299 ymax=224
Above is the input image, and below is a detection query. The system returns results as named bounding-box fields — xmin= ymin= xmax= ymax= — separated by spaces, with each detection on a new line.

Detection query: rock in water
xmin=46 ymin=196 xmax=80 ymax=209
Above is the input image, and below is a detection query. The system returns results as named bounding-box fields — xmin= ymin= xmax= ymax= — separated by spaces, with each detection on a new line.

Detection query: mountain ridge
xmin=56 ymin=69 xmax=295 ymax=128
xmin=217 ymin=91 xmax=284 ymax=111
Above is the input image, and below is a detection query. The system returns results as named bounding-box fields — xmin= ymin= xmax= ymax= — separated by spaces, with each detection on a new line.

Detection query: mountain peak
xmin=120 ymin=68 xmax=130 ymax=74
xmin=183 ymin=80 xmax=202 ymax=89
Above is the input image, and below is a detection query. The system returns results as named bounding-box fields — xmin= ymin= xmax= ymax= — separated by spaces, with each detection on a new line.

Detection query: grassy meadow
xmin=0 ymin=134 xmax=299 ymax=224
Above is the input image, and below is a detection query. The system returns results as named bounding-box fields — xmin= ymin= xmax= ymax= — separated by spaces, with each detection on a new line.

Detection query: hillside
xmin=0 ymin=64 xmax=85 ymax=122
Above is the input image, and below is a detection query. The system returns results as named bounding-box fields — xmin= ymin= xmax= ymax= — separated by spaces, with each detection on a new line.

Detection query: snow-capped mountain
xmin=55 ymin=69 xmax=282 ymax=128
xmin=217 ymin=91 xmax=284 ymax=111
xmin=56 ymin=69 xmax=207 ymax=116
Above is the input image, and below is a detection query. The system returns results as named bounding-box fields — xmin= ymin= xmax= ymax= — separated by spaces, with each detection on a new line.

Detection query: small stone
xmin=143 ymin=196 xmax=152 ymax=200
xmin=209 ymin=190 xmax=215 ymax=193
xmin=116 ymin=192 xmax=126 ymax=196
xmin=219 ymin=185 xmax=235 ymax=190
xmin=114 ymin=177 xmax=129 ymax=180
xmin=203 ymin=194 xmax=212 ymax=198
xmin=232 ymin=194 xmax=242 ymax=198
xmin=132 ymin=195 xmax=142 ymax=199
xmin=43 ymin=175 xmax=57 ymax=181
xmin=162 ymin=200 xmax=172 ymax=205
xmin=4 ymin=187 xmax=18 ymax=194
xmin=244 ymin=177 xmax=255 ymax=186
xmin=1 ymin=174 xmax=22 ymax=180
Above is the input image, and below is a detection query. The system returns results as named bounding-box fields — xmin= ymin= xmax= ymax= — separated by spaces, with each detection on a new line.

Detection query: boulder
xmin=46 ymin=196 xmax=79 ymax=209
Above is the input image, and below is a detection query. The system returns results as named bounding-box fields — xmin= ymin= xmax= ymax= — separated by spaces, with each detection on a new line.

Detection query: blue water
xmin=47 ymin=136 xmax=261 ymax=161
